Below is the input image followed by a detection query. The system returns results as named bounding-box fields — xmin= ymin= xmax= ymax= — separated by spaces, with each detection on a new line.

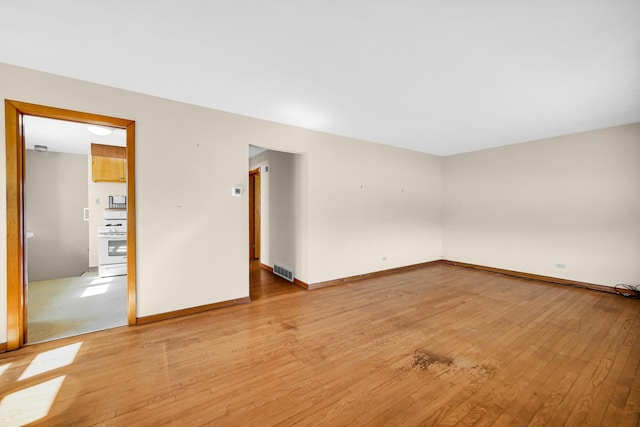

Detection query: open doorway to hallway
xmin=248 ymin=145 xmax=305 ymax=299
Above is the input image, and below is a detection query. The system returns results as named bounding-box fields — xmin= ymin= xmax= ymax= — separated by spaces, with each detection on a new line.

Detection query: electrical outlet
xmin=382 ymin=256 xmax=387 ymax=261
xmin=555 ymin=263 xmax=566 ymax=269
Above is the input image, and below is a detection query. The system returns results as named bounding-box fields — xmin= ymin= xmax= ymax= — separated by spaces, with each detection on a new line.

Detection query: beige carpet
xmin=27 ymin=272 xmax=127 ymax=343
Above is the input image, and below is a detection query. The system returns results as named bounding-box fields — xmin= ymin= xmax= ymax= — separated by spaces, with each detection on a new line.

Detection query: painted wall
xmin=3 ymin=62 xmax=637 ymax=347
xmin=443 ymin=123 xmax=640 ymax=286
xmin=0 ymin=63 xmax=442 ymax=343
xmin=25 ymin=150 xmax=89 ymax=281
xmin=306 ymin=136 xmax=443 ymax=282
xmin=248 ymin=140 xmax=442 ymax=285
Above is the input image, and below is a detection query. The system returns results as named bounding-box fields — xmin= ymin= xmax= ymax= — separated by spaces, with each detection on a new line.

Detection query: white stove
xmin=98 ymin=209 xmax=127 ymax=277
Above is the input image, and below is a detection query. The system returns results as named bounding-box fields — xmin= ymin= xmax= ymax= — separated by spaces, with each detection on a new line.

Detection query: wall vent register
xmin=273 ymin=264 xmax=294 ymax=282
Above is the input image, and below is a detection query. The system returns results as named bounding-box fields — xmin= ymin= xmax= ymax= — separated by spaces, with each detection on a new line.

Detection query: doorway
xmin=248 ymin=147 xmax=305 ymax=300
xmin=248 ymin=152 xmax=303 ymax=301
xmin=5 ymin=100 xmax=137 ymax=351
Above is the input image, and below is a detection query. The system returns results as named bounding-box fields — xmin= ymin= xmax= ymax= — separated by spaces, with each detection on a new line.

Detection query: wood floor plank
xmin=521 ymin=304 xmax=622 ymax=426
xmin=0 ymin=262 xmax=638 ymax=426
xmin=584 ymin=311 xmax=640 ymax=426
xmin=488 ymin=295 xmax=626 ymax=426
xmin=555 ymin=306 xmax=637 ymax=426
xmin=414 ymin=282 xmax=590 ymax=425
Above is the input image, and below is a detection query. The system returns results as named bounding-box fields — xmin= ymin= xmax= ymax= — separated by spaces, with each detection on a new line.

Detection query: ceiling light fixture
xmin=87 ymin=126 xmax=113 ymax=136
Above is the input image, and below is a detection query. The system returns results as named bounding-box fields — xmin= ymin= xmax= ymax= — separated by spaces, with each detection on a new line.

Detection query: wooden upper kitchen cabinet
xmin=91 ymin=143 xmax=126 ymax=182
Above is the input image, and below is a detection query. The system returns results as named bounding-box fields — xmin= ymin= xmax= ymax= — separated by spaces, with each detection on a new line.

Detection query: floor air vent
xmin=273 ymin=264 xmax=294 ymax=282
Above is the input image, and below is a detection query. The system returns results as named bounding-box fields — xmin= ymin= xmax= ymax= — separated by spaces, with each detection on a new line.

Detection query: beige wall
xmin=249 ymin=141 xmax=443 ymax=284
xmin=25 ymin=150 xmax=89 ymax=281
xmin=305 ymin=136 xmax=443 ymax=282
xmin=0 ymin=63 xmax=442 ymax=343
xmin=5 ymin=62 xmax=635 ymax=346
xmin=443 ymin=123 xmax=640 ymax=286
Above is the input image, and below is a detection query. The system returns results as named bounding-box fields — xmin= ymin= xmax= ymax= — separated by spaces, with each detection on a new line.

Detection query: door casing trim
xmin=5 ymin=100 xmax=137 ymax=350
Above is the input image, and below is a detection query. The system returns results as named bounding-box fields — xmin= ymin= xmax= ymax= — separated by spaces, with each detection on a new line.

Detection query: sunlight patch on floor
xmin=89 ymin=276 xmax=115 ymax=286
xmin=0 ymin=363 xmax=11 ymax=379
xmin=0 ymin=375 xmax=65 ymax=426
xmin=18 ymin=342 xmax=82 ymax=381
xmin=81 ymin=284 xmax=110 ymax=297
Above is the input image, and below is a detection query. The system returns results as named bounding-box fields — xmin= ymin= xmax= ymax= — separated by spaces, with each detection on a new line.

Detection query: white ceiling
xmin=2 ymin=1 xmax=639 ymax=156
xmin=23 ymin=116 xmax=126 ymax=155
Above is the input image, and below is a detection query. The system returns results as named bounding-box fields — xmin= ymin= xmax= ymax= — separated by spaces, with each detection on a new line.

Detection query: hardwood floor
xmin=1 ymin=262 xmax=639 ymax=426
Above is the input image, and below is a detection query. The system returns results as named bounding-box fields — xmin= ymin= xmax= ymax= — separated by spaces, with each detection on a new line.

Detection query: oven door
xmin=98 ymin=233 xmax=127 ymax=265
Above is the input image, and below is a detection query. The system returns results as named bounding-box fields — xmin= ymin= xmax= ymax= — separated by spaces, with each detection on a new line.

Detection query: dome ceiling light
xmin=87 ymin=126 xmax=113 ymax=136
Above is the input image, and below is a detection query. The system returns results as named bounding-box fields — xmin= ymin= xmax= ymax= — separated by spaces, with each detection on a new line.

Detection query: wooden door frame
xmin=249 ymin=168 xmax=261 ymax=260
xmin=5 ymin=100 xmax=137 ymax=350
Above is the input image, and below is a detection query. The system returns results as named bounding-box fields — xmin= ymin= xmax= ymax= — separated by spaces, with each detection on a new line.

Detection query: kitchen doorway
xmin=5 ymin=100 xmax=137 ymax=350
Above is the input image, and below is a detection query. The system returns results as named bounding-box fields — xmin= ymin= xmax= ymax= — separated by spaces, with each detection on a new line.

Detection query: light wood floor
xmin=1 ymin=262 xmax=639 ymax=426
